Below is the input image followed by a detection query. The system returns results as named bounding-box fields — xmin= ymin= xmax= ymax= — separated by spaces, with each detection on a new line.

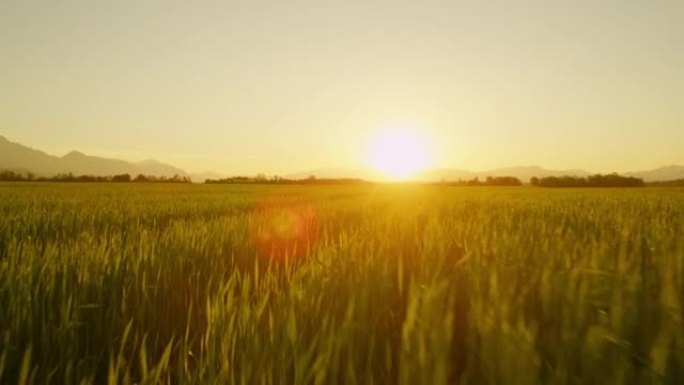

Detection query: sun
xmin=365 ymin=124 xmax=434 ymax=180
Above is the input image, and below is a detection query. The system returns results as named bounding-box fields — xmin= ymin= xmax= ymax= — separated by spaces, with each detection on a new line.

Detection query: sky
xmin=1 ymin=0 xmax=683 ymax=175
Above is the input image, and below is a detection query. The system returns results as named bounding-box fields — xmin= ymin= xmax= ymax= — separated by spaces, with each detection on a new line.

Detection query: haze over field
xmin=2 ymin=0 xmax=683 ymax=177
xmin=2 ymin=134 xmax=684 ymax=182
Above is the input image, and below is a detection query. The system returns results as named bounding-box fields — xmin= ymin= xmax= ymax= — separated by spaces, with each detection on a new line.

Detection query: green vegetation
xmin=0 ymin=171 xmax=191 ymax=184
xmin=0 ymin=183 xmax=682 ymax=384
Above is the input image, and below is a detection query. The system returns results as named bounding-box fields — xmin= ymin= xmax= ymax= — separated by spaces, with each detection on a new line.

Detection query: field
xmin=0 ymin=183 xmax=682 ymax=384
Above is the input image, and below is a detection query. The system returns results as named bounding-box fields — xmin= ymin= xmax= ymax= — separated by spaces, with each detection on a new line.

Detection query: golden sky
xmin=1 ymin=0 xmax=682 ymax=174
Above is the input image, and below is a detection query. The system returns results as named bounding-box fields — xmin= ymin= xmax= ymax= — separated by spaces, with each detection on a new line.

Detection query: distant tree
xmin=485 ymin=176 xmax=522 ymax=186
xmin=0 ymin=170 xmax=25 ymax=181
xmin=76 ymin=175 xmax=94 ymax=182
xmin=464 ymin=177 xmax=480 ymax=186
xmin=111 ymin=174 xmax=132 ymax=183
xmin=534 ymin=174 xmax=644 ymax=188
xmin=648 ymin=178 xmax=684 ymax=187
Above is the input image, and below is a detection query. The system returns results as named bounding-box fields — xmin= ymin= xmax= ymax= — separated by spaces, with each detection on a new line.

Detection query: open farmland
xmin=0 ymin=183 xmax=683 ymax=384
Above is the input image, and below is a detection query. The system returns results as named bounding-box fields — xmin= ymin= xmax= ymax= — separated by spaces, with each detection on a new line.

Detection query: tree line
xmin=437 ymin=176 xmax=523 ymax=186
xmin=647 ymin=178 xmax=684 ymax=187
xmin=0 ymin=170 xmax=191 ymax=183
xmin=208 ymin=175 xmax=525 ymax=186
xmin=205 ymin=174 xmax=369 ymax=185
xmin=530 ymin=174 xmax=644 ymax=187
xmin=0 ymin=170 xmax=659 ymax=187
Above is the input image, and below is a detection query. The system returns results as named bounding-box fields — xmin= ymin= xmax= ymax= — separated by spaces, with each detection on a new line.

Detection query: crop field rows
xmin=0 ymin=183 xmax=682 ymax=384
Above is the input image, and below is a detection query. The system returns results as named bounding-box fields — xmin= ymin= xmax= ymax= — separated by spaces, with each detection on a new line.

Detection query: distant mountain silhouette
xmin=481 ymin=166 xmax=591 ymax=181
xmin=286 ymin=167 xmax=381 ymax=180
xmin=413 ymin=168 xmax=478 ymax=181
xmin=414 ymin=166 xmax=589 ymax=181
xmin=289 ymin=165 xmax=684 ymax=183
xmin=288 ymin=166 xmax=592 ymax=182
xmin=189 ymin=171 xmax=227 ymax=183
xmin=624 ymin=165 xmax=684 ymax=182
xmin=0 ymin=135 xmax=188 ymax=177
xmin=3 ymin=135 xmax=683 ymax=182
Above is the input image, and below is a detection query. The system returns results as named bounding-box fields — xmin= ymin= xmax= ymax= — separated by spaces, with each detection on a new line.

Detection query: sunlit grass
xmin=0 ymin=183 xmax=682 ymax=384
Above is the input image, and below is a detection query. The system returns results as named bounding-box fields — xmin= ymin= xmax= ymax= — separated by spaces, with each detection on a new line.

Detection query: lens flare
xmin=249 ymin=198 xmax=317 ymax=260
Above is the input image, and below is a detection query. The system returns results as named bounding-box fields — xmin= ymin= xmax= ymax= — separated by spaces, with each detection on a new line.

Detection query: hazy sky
xmin=1 ymin=0 xmax=682 ymax=174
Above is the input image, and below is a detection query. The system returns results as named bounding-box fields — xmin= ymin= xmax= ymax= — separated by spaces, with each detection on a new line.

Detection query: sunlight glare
xmin=366 ymin=123 xmax=434 ymax=180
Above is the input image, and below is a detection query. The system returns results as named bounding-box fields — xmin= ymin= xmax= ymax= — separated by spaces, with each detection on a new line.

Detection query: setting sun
xmin=2 ymin=1 xmax=684 ymax=383
xmin=366 ymin=125 xmax=433 ymax=180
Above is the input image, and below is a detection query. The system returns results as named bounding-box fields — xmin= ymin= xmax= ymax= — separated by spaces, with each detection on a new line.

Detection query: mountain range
xmin=0 ymin=135 xmax=188 ymax=178
xmin=2 ymin=135 xmax=683 ymax=183
xmin=287 ymin=165 xmax=684 ymax=183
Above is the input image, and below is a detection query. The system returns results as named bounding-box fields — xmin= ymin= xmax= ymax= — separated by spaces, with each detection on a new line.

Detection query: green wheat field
xmin=1 ymin=183 xmax=682 ymax=385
